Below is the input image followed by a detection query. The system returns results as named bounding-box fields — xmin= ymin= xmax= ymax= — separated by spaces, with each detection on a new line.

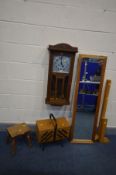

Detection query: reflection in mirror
xmin=73 ymin=57 xmax=104 ymax=140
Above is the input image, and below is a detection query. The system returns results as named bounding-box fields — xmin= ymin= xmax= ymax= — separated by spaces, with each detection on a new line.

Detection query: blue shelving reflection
xmin=77 ymin=59 xmax=101 ymax=112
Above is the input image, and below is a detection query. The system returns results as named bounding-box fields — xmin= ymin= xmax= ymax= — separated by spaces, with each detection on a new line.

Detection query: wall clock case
xmin=45 ymin=43 xmax=78 ymax=106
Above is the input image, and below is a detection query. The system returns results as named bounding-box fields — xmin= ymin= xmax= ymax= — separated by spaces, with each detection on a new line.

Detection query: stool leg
xmin=26 ymin=134 xmax=32 ymax=147
xmin=12 ymin=138 xmax=16 ymax=154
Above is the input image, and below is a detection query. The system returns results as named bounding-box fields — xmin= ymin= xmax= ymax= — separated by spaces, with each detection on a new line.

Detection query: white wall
xmin=0 ymin=0 xmax=116 ymax=126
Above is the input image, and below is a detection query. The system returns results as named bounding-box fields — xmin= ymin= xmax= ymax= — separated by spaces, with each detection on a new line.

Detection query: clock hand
xmin=61 ymin=56 xmax=64 ymax=67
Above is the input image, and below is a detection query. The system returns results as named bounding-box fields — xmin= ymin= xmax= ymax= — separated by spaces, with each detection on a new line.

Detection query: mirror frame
xmin=70 ymin=54 xmax=107 ymax=143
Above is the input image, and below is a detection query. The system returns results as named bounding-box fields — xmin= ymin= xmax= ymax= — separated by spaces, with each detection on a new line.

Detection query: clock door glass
xmin=53 ymin=55 xmax=70 ymax=73
xmin=50 ymin=75 xmax=69 ymax=99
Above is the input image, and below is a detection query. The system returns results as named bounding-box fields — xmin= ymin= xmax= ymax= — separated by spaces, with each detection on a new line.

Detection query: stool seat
xmin=7 ymin=123 xmax=31 ymax=138
xmin=7 ymin=123 xmax=32 ymax=154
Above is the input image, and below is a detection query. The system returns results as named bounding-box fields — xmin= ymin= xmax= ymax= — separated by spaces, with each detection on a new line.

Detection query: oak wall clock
xmin=45 ymin=43 xmax=78 ymax=106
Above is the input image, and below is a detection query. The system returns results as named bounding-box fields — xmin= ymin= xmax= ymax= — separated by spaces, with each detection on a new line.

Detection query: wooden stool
xmin=7 ymin=123 xmax=32 ymax=154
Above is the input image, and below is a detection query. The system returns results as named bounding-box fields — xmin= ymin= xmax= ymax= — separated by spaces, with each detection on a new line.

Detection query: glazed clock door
xmin=50 ymin=73 xmax=68 ymax=100
xmin=51 ymin=54 xmax=71 ymax=103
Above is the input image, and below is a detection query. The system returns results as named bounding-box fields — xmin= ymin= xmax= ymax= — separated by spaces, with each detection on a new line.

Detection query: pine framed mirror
xmin=70 ymin=54 xmax=107 ymax=143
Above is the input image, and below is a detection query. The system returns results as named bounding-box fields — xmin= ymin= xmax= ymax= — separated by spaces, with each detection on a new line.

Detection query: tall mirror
xmin=70 ymin=54 xmax=107 ymax=143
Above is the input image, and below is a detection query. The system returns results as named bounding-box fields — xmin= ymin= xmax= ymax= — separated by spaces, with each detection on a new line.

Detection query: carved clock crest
xmin=45 ymin=43 xmax=78 ymax=106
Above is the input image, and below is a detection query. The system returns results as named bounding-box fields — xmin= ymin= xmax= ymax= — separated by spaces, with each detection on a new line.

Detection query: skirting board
xmin=0 ymin=123 xmax=116 ymax=135
xmin=106 ymin=127 xmax=116 ymax=135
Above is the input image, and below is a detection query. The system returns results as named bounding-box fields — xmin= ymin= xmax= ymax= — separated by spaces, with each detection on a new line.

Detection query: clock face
xmin=53 ymin=55 xmax=71 ymax=73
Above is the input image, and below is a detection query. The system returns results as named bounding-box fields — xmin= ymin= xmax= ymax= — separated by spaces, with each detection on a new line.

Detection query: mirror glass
xmin=74 ymin=57 xmax=103 ymax=140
